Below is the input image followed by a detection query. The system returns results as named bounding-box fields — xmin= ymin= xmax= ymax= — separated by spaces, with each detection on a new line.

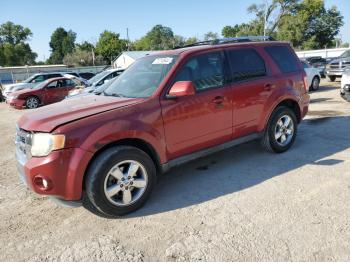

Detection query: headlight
xmin=326 ymin=64 xmax=331 ymax=69
xmin=31 ymin=133 xmax=65 ymax=157
xmin=9 ymin=95 xmax=18 ymax=99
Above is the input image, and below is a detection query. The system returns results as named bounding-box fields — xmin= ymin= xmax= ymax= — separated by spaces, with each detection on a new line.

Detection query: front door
xmin=160 ymin=51 xmax=233 ymax=160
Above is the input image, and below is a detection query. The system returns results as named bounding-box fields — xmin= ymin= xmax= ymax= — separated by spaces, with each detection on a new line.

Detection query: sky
xmin=1 ymin=0 xmax=349 ymax=61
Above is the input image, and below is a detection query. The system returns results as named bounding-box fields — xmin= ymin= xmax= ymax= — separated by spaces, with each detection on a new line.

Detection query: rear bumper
xmin=300 ymin=93 xmax=310 ymax=119
xmin=6 ymin=98 xmax=26 ymax=109
xmin=16 ymin=147 xmax=93 ymax=201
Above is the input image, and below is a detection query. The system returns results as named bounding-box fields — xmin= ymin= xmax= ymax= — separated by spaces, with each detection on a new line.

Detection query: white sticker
xmin=152 ymin=57 xmax=173 ymax=65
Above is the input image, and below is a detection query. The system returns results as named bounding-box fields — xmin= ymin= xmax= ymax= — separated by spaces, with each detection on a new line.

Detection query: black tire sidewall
xmin=267 ymin=107 xmax=298 ymax=153
xmin=85 ymin=146 xmax=156 ymax=217
xmin=311 ymin=77 xmax=320 ymax=91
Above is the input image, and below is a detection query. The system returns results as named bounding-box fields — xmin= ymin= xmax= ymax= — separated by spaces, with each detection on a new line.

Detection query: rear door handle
xmin=264 ymin=83 xmax=273 ymax=91
xmin=212 ymin=96 xmax=224 ymax=104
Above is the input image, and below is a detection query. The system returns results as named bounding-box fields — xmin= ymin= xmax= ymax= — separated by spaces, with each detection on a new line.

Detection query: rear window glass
xmin=265 ymin=46 xmax=300 ymax=73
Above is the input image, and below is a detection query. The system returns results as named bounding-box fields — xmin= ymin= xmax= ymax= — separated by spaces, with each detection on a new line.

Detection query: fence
xmin=0 ymin=65 xmax=108 ymax=85
xmin=296 ymin=47 xmax=350 ymax=59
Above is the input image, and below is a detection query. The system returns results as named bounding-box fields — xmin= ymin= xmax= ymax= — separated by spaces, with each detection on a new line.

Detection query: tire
xmin=328 ymin=76 xmax=336 ymax=82
xmin=84 ymin=146 xmax=157 ymax=217
xmin=261 ymin=106 xmax=298 ymax=153
xmin=25 ymin=96 xmax=40 ymax=109
xmin=309 ymin=76 xmax=320 ymax=91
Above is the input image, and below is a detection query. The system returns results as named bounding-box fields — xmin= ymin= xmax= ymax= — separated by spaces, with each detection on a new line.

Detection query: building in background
xmin=113 ymin=51 xmax=156 ymax=69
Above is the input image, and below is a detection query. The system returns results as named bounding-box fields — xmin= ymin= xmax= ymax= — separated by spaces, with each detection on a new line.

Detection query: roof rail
xmin=174 ymin=36 xmax=275 ymax=49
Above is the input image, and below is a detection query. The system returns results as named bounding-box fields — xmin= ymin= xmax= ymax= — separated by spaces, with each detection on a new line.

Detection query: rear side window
xmin=227 ymin=48 xmax=266 ymax=82
xmin=265 ymin=46 xmax=300 ymax=73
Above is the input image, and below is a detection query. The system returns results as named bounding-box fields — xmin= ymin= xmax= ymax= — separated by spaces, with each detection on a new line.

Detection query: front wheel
xmin=25 ymin=96 xmax=40 ymax=109
xmin=84 ymin=146 xmax=157 ymax=217
xmin=261 ymin=106 xmax=298 ymax=153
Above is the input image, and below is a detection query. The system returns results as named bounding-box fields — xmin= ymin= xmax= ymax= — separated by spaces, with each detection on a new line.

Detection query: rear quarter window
xmin=265 ymin=46 xmax=300 ymax=73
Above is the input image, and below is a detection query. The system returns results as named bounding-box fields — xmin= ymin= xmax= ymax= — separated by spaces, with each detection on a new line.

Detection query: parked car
xmin=340 ymin=67 xmax=350 ymax=102
xmin=305 ymin=56 xmax=327 ymax=77
xmin=67 ymin=71 xmax=123 ymax=97
xmin=16 ymin=38 xmax=310 ymax=217
xmin=301 ymin=61 xmax=321 ymax=91
xmin=3 ymin=72 xmax=66 ymax=98
xmin=78 ymin=72 xmax=95 ymax=80
xmin=86 ymin=69 xmax=124 ymax=90
xmin=7 ymin=77 xmax=78 ymax=109
xmin=325 ymin=49 xmax=350 ymax=81
xmin=0 ymin=82 xmax=4 ymax=102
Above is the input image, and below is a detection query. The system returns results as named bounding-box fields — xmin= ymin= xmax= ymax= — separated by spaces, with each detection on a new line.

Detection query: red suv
xmin=7 ymin=77 xmax=77 ymax=109
xmin=16 ymin=39 xmax=309 ymax=217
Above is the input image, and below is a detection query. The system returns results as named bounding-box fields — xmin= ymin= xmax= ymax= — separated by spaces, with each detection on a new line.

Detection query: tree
xmin=63 ymin=49 xmax=104 ymax=66
xmin=184 ymin=37 xmax=199 ymax=45
xmin=0 ymin=21 xmax=37 ymax=66
xmin=0 ymin=21 xmax=32 ymax=45
xmin=48 ymin=27 xmax=76 ymax=64
xmin=277 ymin=0 xmax=344 ymax=49
xmin=95 ymin=31 xmax=127 ymax=64
xmin=222 ymin=24 xmax=250 ymax=37
xmin=134 ymin=25 xmax=175 ymax=50
xmin=204 ymin=31 xmax=218 ymax=41
xmin=76 ymin=41 xmax=95 ymax=52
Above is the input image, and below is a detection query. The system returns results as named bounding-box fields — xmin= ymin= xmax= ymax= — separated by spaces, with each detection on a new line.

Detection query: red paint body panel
xmin=22 ymin=148 xmax=93 ymax=200
xmin=16 ymin=41 xmax=310 ymax=201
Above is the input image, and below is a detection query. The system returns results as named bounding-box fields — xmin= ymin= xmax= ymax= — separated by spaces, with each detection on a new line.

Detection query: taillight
xmin=303 ymin=75 xmax=308 ymax=91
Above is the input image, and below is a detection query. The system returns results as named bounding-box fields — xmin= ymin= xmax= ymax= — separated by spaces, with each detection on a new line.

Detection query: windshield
xmin=87 ymin=70 xmax=111 ymax=85
xmin=104 ymin=55 xmax=177 ymax=98
xmin=23 ymin=75 xmax=37 ymax=83
xmin=340 ymin=50 xmax=350 ymax=58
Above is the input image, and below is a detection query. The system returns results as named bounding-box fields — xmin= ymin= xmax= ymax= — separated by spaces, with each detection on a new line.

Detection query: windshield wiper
xmin=102 ymin=91 xmax=126 ymax=97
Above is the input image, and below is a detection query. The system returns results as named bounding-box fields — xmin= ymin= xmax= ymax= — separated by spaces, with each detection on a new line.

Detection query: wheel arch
xmin=259 ymin=98 xmax=302 ymax=132
xmin=82 ymin=138 xmax=162 ymax=190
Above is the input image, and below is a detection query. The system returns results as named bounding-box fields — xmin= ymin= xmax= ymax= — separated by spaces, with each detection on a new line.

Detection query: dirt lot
xmin=0 ymin=80 xmax=350 ymax=262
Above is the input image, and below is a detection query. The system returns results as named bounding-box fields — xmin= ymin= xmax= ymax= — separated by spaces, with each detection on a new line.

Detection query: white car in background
xmin=301 ymin=61 xmax=321 ymax=91
xmin=340 ymin=67 xmax=350 ymax=101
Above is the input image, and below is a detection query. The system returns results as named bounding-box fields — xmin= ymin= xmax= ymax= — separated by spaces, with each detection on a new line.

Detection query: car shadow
xmin=129 ymin=115 xmax=350 ymax=218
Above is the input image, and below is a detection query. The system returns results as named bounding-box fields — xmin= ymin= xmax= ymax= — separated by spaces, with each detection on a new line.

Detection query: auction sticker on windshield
xmin=152 ymin=57 xmax=173 ymax=65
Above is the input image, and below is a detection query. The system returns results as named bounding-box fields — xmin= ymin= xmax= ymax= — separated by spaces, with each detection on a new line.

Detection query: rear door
xmin=226 ymin=47 xmax=275 ymax=138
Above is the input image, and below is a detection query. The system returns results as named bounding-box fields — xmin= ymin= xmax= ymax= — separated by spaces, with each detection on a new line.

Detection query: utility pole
xmin=126 ymin=28 xmax=130 ymax=51
xmin=263 ymin=0 xmax=269 ymax=39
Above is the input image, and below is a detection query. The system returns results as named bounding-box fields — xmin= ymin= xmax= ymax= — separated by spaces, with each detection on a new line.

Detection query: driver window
xmin=174 ymin=52 xmax=224 ymax=91
xmin=31 ymin=75 xmax=45 ymax=83
xmin=47 ymin=81 xmax=58 ymax=88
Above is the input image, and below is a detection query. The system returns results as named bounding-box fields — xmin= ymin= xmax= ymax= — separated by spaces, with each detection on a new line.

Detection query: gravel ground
xmin=0 ymin=80 xmax=350 ymax=262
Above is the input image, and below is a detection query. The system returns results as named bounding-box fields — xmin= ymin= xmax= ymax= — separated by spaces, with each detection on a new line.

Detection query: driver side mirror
xmin=167 ymin=81 xmax=196 ymax=99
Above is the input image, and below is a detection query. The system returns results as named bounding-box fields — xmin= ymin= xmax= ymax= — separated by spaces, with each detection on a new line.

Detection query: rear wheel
xmin=261 ymin=106 xmax=298 ymax=153
xmin=328 ymin=76 xmax=336 ymax=82
xmin=25 ymin=96 xmax=40 ymax=109
xmin=84 ymin=146 xmax=156 ymax=217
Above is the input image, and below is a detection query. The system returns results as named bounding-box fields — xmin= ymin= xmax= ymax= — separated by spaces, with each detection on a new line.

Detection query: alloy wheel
xmin=103 ymin=160 xmax=148 ymax=206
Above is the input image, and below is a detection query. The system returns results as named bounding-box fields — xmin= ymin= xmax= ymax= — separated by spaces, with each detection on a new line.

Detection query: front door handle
xmin=212 ymin=96 xmax=224 ymax=104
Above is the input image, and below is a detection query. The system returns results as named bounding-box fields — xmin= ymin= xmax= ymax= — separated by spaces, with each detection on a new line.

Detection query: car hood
xmin=4 ymin=83 xmax=32 ymax=92
xmin=328 ymin=57 xmax=350 ymax=64
xmin=10 ymin=87 xmax=39 ymax=97
xmin=18 ymin=95 xmax=144 ymax=132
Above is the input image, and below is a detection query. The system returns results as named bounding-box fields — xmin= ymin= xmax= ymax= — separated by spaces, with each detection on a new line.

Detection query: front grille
xmin=330 ymin=62 xmax=340 ymax=69
xmin=15 ymin=126 xmax=32 ymax=159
